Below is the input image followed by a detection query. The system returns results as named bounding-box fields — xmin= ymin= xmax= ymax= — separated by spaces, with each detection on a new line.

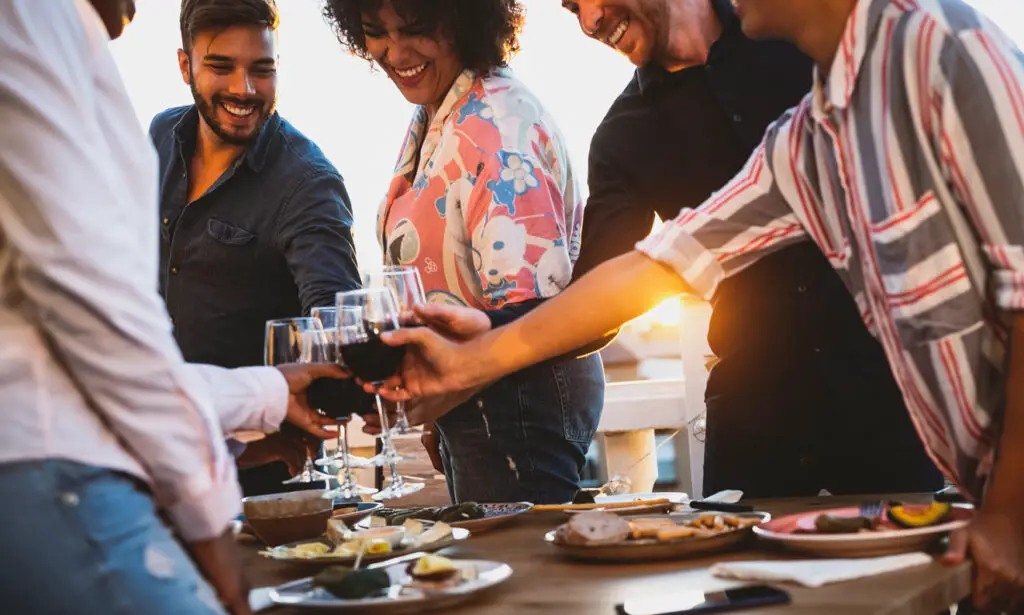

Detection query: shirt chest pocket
xmin=868 ymin=190 xmax=984 ymax=346
xmin=194 ymin=218 xmax=263 ymax=280
xmin=207 ymin=218 xmax=256 ymax=246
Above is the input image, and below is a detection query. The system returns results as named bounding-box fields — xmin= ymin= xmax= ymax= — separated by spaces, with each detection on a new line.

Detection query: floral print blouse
xmin=377 ymin=68 xmax=583 ymax=310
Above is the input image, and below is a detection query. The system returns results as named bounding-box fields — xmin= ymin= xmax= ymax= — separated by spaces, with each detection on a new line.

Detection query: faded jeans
xmin=435 ymin=353 xmax=605 ymax=504
xmin=0 ymin=460 xmax=225 ymax=615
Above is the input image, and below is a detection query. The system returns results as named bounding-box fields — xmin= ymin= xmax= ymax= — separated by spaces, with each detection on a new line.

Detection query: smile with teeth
xmin=607 ymin=17 xmax=629 ymax=47
xmin=221 ymin=102 xmax=255 ymax=118
xmin=392 ymin=63 xmax=427 ymax=78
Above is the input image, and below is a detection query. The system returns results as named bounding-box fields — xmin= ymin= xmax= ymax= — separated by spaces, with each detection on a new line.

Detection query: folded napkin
xmin=711 ymin=553 xmax=932 ymax=588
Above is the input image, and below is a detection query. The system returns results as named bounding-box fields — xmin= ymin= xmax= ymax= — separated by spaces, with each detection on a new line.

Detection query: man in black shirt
xmin=560 ymin=0 xmax=942 ymax=497
xmin=151 ymin=0 xmax=361 ymax=495
xmin=415 ymin=0 xmax=942 ymax=497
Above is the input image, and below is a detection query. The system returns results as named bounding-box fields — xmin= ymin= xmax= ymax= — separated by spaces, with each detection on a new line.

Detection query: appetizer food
xmin=554 ymin=511 xmax=631 ymax=546
xmin=313 ymin=567 xmax=390 ymax=599
xmin=405 ymin=554 xmax=479 ymax=590
xmin=553 ymin=512 xmax=759 ymax=547
xmin=887 ymin=502 xmax=952 ymax=528
xmin=373 ymin=503 xmax=485 ymax=526
xmin=814 ymin=514 xmax=877 ymax=534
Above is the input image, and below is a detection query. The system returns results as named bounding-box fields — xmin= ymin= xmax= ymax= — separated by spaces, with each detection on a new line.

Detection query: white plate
xmin=269 ymin=559 xmax=512 ymax=612
xmin=752 ymin=504 xmax=973 ymax=558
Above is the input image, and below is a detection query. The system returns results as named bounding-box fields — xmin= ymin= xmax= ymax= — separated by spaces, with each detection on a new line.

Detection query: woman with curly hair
xmin=323 ymin=0 xmax=604 ymax=504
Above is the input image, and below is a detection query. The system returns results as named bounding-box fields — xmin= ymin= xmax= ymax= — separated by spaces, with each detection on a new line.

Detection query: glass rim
xmin=265 ymin=316 xmax=321 ymax=327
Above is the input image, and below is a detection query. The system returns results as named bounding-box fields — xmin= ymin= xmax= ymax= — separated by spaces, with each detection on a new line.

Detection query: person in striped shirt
xmin=373 ymin=0 xmax=1024 ymax=609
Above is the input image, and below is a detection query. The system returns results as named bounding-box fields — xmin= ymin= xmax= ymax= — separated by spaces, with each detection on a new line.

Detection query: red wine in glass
xmin=339 ymin=319 xmax=406 ymax=384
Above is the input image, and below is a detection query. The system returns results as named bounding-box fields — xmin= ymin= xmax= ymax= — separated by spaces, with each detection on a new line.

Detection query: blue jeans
xmin=0 ymin=460 xmax=225 ymax=615
xmin=435 ymin=353 xmax=604 ymax=504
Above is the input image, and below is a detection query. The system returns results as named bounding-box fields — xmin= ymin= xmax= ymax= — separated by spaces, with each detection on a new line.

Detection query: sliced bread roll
xmin=558 ymin=511 xmax=630 ymax=546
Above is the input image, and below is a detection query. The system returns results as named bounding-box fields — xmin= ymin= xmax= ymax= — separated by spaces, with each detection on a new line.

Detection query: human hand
xmin=943 ymin=507 xmax=1024 ymax=613
xmin=360 ymin=327 xmax=488 ymax=401
xmin=421 ymin=428 xmax=445 ymax=474
xmin=185 ymin=530 xmax=252 ymax=615
xmin=237 ymin=431 xmax=309 ymax=476
xmin=413 ymin=303 xmax=491 ymax=341
xmin=361 ymin=389 xmax=479 ymax=434
xmin=275 ymin=363 xmax=349 ymax=438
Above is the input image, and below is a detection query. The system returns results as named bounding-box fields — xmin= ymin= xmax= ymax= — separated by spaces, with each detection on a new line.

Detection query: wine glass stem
xmin=375 ymin=394 xmax=403 ymax=489
xmin=340 ymin=422 xmax=356 ymax=490
xmin=393 ymin=400 xmax=410 ymax=433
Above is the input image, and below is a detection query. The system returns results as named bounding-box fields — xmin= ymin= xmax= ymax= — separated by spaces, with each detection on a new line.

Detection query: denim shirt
xmin=150 ymin=106 xmax=360 ymax=368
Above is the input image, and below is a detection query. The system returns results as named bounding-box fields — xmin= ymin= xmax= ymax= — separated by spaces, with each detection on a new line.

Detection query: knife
xmin=688 ymin=500 xmax=754 ymax=513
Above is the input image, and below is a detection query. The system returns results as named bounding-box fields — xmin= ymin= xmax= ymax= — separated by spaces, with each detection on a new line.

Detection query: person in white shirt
xmin=0 ymin=1 xmax=346 ymax=613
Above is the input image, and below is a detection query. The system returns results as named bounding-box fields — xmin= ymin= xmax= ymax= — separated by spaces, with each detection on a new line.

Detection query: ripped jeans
xmin=435 ymin=353 xmax=605 ymax=505
xmin=0 ymin=460 xmax=225 ymax=615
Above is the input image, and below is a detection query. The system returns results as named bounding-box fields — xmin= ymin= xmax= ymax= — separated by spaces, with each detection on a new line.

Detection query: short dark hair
xmin=322 ymin=0 xmax=525 ymax=74
xmin=179 ymin=0 xmax=280 ymax=52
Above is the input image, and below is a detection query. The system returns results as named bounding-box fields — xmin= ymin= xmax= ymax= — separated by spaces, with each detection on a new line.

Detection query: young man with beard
xmin=375 ymin=0 xmax=1024 ymax=609
xmin=150 ymin=0 xmax=362 ymax=495
xmin=0 ymin=1 xmax=348 ymax=613
xmin=413 ymin=0 xmax=943 ymax=499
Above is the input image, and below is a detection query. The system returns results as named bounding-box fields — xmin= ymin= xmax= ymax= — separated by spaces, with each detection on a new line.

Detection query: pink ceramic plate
xmin=753 ymin=504 xmax=973 ymax=558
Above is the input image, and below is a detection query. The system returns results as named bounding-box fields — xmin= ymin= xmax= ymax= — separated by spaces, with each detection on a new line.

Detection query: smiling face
xmin=360 ymin=1 xmax=463 ymax=108
xmin=560 ymin=0 xmax=671 ymax=67
xmin=178 ymin=25 xmax=278 ymax=146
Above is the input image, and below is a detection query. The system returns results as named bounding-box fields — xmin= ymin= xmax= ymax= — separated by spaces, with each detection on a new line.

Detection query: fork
xmin=859 ymin=500 xmax=884 ymax=528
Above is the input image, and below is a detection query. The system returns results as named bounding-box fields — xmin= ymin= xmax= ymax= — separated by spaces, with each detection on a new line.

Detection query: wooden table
xmin=241 ymin=494 xmax=970 ymax=615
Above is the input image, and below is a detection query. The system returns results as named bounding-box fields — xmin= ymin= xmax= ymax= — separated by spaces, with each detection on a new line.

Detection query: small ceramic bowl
xmin=241 ymin=490 xmax=333 ymax=547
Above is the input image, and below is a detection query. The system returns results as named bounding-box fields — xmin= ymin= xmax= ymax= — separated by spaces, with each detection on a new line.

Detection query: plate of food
xmin=269 ymin=553 xmax=512 ymax=613
xmin=259 ymin=517 xmax=470 ymax=566
xmin=752 ymin=501 xmax=972 ymax=557
xmin=359 ymin=502 xmax=533 ymax=533
xmin=545 ymin=510 xmax=768 ymax=562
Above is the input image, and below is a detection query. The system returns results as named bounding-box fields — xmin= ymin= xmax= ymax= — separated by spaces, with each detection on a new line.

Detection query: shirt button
xmin=162 ymin=217 xmax=169 ymax=225
xmin=732 ymin=114 xmax=743 ymax=123
xmin=797 ymin=285 xmax=807 ymax=293
xmin=60 ymin=492 xmax=79 ymax=507
xmin=814 ymin=347 xmax=821 ymax=354
xmin=171 ymin=266 xmax=179 ymax=274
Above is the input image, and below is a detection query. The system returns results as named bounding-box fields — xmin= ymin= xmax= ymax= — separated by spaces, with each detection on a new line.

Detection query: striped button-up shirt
xmin=638 ymin=0 xmax=1024 ymax=499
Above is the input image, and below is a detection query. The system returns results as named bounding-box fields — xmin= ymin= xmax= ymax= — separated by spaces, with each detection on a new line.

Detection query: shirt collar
xmin=170 ymin=105 xmax=280 ymax=173
xmin=636 ymin=0 xmax=739 ymax=95
xmin=814 ymin=0 xmax=890 ymax=112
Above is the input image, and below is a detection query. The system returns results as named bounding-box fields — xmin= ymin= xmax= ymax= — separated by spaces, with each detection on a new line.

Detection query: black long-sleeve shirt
xmin=150 ymin=106 xmax=361 ymax=368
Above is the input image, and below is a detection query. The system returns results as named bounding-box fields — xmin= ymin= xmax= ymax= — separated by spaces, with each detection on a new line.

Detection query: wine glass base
xmin=325 ymin=484 xmax=378 ymax=500
xmin=281 ymin=469 xmax=334 ymax=485
xmin=372 ymin=481 xmax=425 ymax=501
xmin=316 ymin=454 xmax=374 ymax=469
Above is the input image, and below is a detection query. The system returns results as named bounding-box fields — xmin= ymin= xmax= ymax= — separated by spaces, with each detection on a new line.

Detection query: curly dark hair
xmin=322 ymin=0 xmax=525 ymax=74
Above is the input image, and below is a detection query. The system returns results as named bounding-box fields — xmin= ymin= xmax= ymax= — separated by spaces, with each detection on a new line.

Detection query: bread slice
xmin=557 ymin=511 xmax=630 ymax=546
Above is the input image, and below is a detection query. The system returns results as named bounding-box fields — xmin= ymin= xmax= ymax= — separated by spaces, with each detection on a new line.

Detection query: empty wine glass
xmin=264 ymin=317 xmax=335 ymax=485
xmin=309 ymin=306 xmax=378 ymax=499
xmin=362 ymin=265 xmax=427 ymax=435
xmin=336 ymin=288 xmax=424 ymax=500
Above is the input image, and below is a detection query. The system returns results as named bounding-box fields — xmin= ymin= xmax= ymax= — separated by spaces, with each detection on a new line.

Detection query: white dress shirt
xmin=0 ymin=0 xmax=288 ymax=541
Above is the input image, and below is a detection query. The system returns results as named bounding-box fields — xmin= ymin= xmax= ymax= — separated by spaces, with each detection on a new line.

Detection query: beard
xmin=189 ymin=77 xmax=274 ymax=147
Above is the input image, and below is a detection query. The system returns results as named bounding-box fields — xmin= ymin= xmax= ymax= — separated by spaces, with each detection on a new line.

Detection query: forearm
xmin=188 ymin=364 xmax=289 ymax=435
xmin=468 ymin=251 xmax=691 ymax=382
xmin=985 ymin=314 xmax=1024 ymax=513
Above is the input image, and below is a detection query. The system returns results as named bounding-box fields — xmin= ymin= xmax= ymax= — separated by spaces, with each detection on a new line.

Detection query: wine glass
xmin=362 ymin=265 xmax=427 ymax=435
xmin=264 ymin=317 xmax=335 ymax=485
xmin=336 ymin=288 xmax=424 ymax=500
xmin=309 ymin=306 xmax=378 ymax=499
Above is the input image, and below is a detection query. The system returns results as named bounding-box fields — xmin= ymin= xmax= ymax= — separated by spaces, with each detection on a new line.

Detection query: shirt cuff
xmin=251 ymin=366 xmax=289 ymax=433
xmin=993 ymin=270 xmax=1024 ymax=311
xmin=635 ymin=224 xmax=724 ymax=302
xmin=166 ymin=463 xmax=242 ymax=542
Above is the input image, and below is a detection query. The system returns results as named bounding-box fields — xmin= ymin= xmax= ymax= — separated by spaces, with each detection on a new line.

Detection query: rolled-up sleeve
xmin=637 ymin=119 xmax=808 ymax=301
xmin=276 ymin=170 xmax=362 ymax=314
xmin=938 ymin=28 xmax=1024 ymax=311
xmin=0 ymin=1 xmax=239 ymax=541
